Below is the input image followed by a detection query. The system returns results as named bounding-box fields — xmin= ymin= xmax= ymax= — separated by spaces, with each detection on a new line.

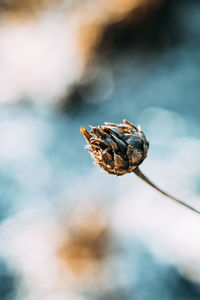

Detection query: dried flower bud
xmin=80 ymin=120 xmax=149 ymax=175
xmin=81 ymin=120 xmax=200 ymax=215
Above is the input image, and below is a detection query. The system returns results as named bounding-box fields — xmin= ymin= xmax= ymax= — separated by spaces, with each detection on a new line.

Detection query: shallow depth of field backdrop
xmin=0 ymin=1 xmax=200 ymax=299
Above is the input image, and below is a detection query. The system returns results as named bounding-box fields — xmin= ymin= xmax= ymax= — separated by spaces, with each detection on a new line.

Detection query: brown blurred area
xmin=78 ymin=0 xmax=165 ymax=57
xmin=58 ymin=205 xmax=112 ymax=279
xmin=0 ymin=0 xmax=57 ymax=19
xmin=67 ymin=0 xmax=168 ymax=109
xmin=77 ymin=0 xmax=165 ymax=57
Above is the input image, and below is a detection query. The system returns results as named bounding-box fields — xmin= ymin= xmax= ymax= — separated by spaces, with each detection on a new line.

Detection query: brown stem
xmin=134 ymin=168 xmax=200 ymax=215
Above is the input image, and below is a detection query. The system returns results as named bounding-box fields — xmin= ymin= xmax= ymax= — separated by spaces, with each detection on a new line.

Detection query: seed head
xmin=80 ymin=120 xmax=149 ymax=175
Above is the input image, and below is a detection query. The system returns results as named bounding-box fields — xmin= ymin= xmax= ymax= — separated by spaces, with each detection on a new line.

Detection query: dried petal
xmin=80 ymin=127 xmax=92 ymax=142
xmin=114 ymin=153 xmax=128 ymax=169
xmin=123 ymin=119 xmax=138 ymax=131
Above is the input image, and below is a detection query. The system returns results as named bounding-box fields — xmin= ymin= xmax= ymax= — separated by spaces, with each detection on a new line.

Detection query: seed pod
xmin=80 ymin=119 xmax=149 ymax=175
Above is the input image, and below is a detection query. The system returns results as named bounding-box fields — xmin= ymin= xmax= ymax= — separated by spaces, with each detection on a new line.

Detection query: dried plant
xmin=81 ymin=120 xmax=200 ymax=214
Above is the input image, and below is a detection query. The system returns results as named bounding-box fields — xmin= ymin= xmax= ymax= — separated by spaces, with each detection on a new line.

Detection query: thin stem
xmin=134 ymin=168 xmax=200 ymax=215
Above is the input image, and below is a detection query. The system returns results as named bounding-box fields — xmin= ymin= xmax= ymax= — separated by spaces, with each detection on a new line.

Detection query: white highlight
xmin=0 ymin=17 xmax=84 ymax=104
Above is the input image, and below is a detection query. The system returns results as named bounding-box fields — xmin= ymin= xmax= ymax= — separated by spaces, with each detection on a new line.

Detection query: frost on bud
xmin=80 ymin=120 xmax=149 ymax=175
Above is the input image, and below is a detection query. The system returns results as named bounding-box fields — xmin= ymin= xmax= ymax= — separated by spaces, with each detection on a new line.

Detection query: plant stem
xmin=134 ymin=168 xmax=200 ymax=215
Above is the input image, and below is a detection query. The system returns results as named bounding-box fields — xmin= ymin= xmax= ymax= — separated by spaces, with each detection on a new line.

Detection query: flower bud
xmin=80 ymin=120 xmax=149 ymax=175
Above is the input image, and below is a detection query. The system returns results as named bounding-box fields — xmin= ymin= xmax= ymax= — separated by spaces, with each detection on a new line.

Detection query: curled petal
xmin=123 ymin=119 xmax=138 ymax=131
xmin=80 ymin=127 xmax=92 ymax=142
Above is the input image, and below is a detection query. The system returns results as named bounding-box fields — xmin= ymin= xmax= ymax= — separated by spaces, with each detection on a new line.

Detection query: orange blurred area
xmin=58 ymin=205 xmax=111 ymax=279
xmin=77 ymin=0 xmax=164 ymax=62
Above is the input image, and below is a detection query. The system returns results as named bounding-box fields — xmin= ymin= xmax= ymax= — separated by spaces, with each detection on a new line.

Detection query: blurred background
xmin=0 ymin=0 xmax=200 ymax=299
